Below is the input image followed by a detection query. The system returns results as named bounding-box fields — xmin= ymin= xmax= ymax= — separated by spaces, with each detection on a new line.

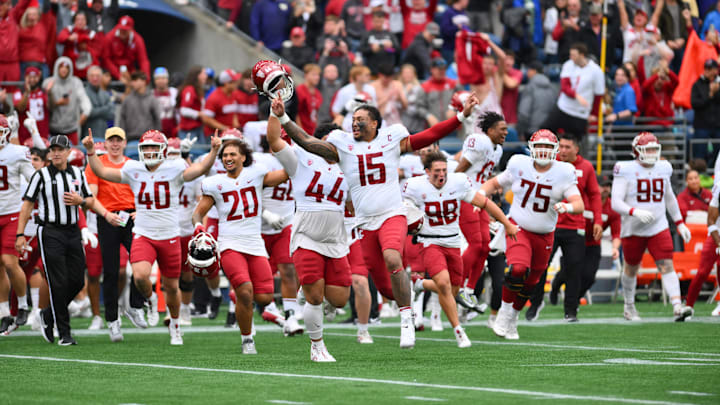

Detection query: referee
xmin=15 ymin=135 xmax=103 ymax=345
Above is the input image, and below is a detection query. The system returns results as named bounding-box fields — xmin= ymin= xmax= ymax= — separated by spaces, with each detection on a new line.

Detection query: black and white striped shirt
xmin=23 ymin=164 xmax=92 ymax=226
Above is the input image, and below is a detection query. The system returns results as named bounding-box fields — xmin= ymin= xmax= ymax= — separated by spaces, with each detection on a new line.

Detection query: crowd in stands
xmin=4 ymin=0 xmax=720 ymax=169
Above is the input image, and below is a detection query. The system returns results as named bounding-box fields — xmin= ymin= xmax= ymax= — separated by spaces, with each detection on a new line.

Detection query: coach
xmin=15 ymin=135 xmax=100 ymax=345
xmin=84 ymin=127 xmax=137 ymax=337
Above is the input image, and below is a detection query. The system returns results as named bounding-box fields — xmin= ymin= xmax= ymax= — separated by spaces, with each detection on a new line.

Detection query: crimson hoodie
xmin=557 ymin=155 xmax=602 ymax=231
xmin=0 ymin=0 xmax=31 ymax=63
xmin=102 ymin=25 xmax=150 ymax=79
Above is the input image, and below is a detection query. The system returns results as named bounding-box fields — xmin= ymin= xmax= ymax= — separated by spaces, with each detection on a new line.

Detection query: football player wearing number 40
xmin=271 ymin=79 xmax=480 ymax=349
xmin=481 ymin=130 xmax=584 ymax=340
xmin=191 ymin=138 xmax=289 ymax=355
xmin=611 ymin=132 xmax=693 ymax=322
xmin=83 ymin=130 xmax=221 ymax=346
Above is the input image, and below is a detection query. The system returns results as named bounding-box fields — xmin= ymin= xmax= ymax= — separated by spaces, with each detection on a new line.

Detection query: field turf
xmin=1 ymin=302 xmax=718 ymax=405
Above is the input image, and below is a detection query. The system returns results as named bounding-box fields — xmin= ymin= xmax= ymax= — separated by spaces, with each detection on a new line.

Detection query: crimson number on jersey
xmin=0 ymin=166 xmax=7 ymax=191
xmin=519 ymin=179 xmax=552 ymax=212
xmin=357 ymin=153 xmax=386 ymax=186
xmin=305 ymin=171 xmax=344 ymax=205
xmin=425 ymin=200 xmax=459 ymax=226
xmin=179 ymin=186 xmax=190 ymax=208
xmin=271 ymin=180 xmax=294 ymax=201
xmin=222 ymin=187 xmax=259 ymax=221
xmin=475 ymin=161 xmax=495 ymax=184
xmin=138 ymin=181 xmax=170 ymax=209
xmin=637 ymin=178 xmax=664 ymax=203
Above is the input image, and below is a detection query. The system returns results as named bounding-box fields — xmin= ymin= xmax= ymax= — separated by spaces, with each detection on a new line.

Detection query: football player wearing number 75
xmin=481 ymin=129 xmax=583 ymax=340
xmin=82 ymin=129 xmax=221 ymax=346
xmin=611 ymin=132 xmax=693 ymax=322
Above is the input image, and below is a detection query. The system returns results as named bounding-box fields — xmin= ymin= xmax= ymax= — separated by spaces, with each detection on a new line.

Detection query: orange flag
xmin=673 ymin=29 xmax=718 ymax=109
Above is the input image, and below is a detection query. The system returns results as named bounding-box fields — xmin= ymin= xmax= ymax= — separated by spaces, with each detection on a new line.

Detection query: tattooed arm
xmin=271 ymin=97 xmax=339 ymax=163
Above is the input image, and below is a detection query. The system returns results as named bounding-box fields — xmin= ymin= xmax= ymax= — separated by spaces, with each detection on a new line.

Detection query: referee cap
xmin=49 ymin=135 xmax=71 ymax=149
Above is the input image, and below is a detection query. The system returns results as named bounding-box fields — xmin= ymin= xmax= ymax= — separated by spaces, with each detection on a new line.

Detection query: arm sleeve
xmin=560 ymin=78 xmax=576 ymax=98
xmin=272 ymin=145 xmax=299 ymax=177
xmin=610 ymin=210 xmax=621 ymax=239
xmin=495 ymin=169 xmax=514 ymax=190
xmin=664 ymin=178 xmax=683 ymax=223
xmin=408 ymin=114 xmax=462 ymax=150
xmin=563 ymin=184 xmax=580 ymax=199
xmin=551 ymin=20 xmax=564 ymax=41
xmin=20 ymin=159 xmax=35 ymax=181
xmin=611 ymin=175 xmax=633 ymax=216
xmin=23 ymin=171 xmax=42 ymax=202
xmin=585 ymin=166 xmax=603 ymax=225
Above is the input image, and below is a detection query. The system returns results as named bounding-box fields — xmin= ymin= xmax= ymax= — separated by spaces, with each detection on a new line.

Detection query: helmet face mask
xmin=187 ymin=232 xmax=220 ymax=278
xmin=529 ymin=129 xmax=559 ymax=166
xmin=138 ymin=130 xmax=168 ymax=166
xmin=632 ymin=132 xmax=661 ymax=165
xmin=252 ymin=60 xmax=294 ymax=102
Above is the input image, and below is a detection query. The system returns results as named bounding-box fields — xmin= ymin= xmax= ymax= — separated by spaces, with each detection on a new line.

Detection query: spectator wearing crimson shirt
xmin=152 ymin=67 xmax=178 ymax=138
xmin=17 ymin=0 xmax=55 ymax=81
xmin=177 ymin=66 xmax=207 ymax=142
xmin=295 ymin=64 xmax=322 ymax=135
xmin=203 ymin=69 xmax=241 ymax=135
xmin=234 ymin=69 xmax=259 ymax=130
xmin=0 ymin=0 xmax=32 ymax=84
xmin=13 ymin=66 xmax=49 ymax=144
xmin=399 ymin=0 xmax=438 ymax=50
xmin=642 ymin=62 xmax=678 ymax=126
xmin=58 ymin=12 xmax=101 ymax=80
xmin=678 ymin=170 xmax=713 ymax=221
xmin=102 ymin=16 xmax=151 ymax=80
xmin=500 ymin=50 xmax=522 ymax=125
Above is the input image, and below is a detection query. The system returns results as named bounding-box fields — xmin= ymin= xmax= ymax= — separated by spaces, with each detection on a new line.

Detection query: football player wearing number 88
xmin=83 ymin=130 xmax=221 ymax=345
xmin=191 ymin=139 xmax=289 ymax=355
xmin=480 ymin=129 xmax=584 ymax=340
xmin=611 ymin=132 xmax=694 ymax=322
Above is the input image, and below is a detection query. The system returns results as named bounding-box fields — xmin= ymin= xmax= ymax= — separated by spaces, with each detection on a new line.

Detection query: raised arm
xmin=183 ymin=133 xmax=221 ymax=181
xmin=271 ymin=96 xmax=339 ymax=162
xmin=617 ymin=0 xmax=629 ymax=30
xmin=82 ymin=132 xmax=122 ymax=183
xmin=267 ymin=107 xmax=298 ymax=176
xmin=267 ymin=98 xmax=291 ymax=153
xmin=192 ymin=195 xmax=215 ymax=230
xmin=400 ymin=93 xmax=478 ymax=153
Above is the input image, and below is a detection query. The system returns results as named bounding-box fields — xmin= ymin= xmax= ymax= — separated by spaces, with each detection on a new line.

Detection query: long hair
xmin=219 ymin=140 xmax=254 ymax=168
xmin=176 ymin=66 xmax=205 ymax=107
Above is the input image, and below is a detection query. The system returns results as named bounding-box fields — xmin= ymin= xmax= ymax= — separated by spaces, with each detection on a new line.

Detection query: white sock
xmin=17 ymin=295 xmax=28 ymax=310
xmin=0 ymin=301 xmax=9 ymax=318
xmin=500 ymin=300 xmax=513 ymax=313
xmin=357 ymin=323 xmax=368 ymax=333
xmin=228 ymin=300 xmax=236 ymax=313
xmin=510 ymin=307 xmax=520 ymax=318
xmin=661 ymin=271 xmax=682 ymax=306
xmin=265 ymin=301 xmax=279 ymax=313
xmin=283 ymin=298 xmax=298 ymax=315
xmin=241 ymin=333 xmax=253 ymax=342
xmin=399 ymin=306 xmax=412 ymax=322
xmin=622 ymin=273 xmax=637 ymax=305
xmin=30 ymin=288 xmax=39 ymax=309
xmin=180 ymin=303 xmax=189 ymax=311
xmin=210 ymin=288 xmax=221 ymax=297
xmin=169 ymin=317 xmax=178 ymax=329
xmin=454 ymin=324 xmax=463 ymax=334
xmin=304 ymin=302 xmax=323 ymax=340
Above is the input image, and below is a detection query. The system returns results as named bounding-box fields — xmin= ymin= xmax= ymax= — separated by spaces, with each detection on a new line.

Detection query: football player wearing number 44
xmin=481 ymin=130 xmax=584 ymax=340
xmin=83 ymin=130 xmax=221 ymax=346
xmin=270 ymin=83 xmax=480 ymax=349
xmin=611 ymin=132 xmax=693 ymax=322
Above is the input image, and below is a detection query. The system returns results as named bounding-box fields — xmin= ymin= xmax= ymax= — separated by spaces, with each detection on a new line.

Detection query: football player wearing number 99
xmin=480 ymin=129 xmax=583 ymax=340
xmin=83 ymin=130 xmax=221 ymax=345
xmin=270 ymin=79 xmax=479 ymax=349
xmin=268 ymin=104 xmax=351 ymax=362
xmin=191 ymin=139 xmax=289 ymax=354
xmin=611 ymin=132 xmax=693 ymax=322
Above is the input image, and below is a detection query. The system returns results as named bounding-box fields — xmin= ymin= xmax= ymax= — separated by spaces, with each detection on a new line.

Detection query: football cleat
xmin=310 ymin=342 xmax=336 ymax=362
xmin=430 ymin=310 xmax=443 ymax=332
xmin=179 ymin=305 xmax=192 ymax=326
xmin=108 ymin=319 xmax=123 ymax=342
xmin=283 ymin=311 xmax=304 ymax=337
xmin=505 ymin=312 xmax=519 ymax=340
xmin=525 ymin=301 xmax=545 ymax=322
xmin=454 ymin=327 xmax=472 ymax=348
xmin=487 ymin=314 xmax=496 ymax=329
xmin=324 ymin=301 xmax=337 ymax=322
xmin=357 ymin=330 xmax=374 ymax=344
xmin=492 ymin=309 xmax=511 ymax=337
xmin=623 ymin=304 xmax=641 ymax=321
xmin=261 ymin=307 xmax=286 ymax=328
xmin=29 ymin=309 xmax=41 ymax=331
xmin=0 ymin=316 xmax=13 ymax=334
xmin=169 ymin=323 xmax=183 ymax=345
xmin=125 ymin=308 xmax=148 ymax=329
xmin=242 ymin=338 xmax=257 ymax=355
xmin=15 ymin=308 xmax=29 ymax=326
xmin=88 ymin=315 xmax=103 ymax=330
xmin=399 ymin=315 xmax=415 ymax=349
xmin=147 ymin=293 xmax=159 ymax=327
xmin=673 ymin=305 xmax=693 ymax=322
xmin=564 ymin=313 xmax=579 ymax=323
xmin=711 ymin=302 xmax=720 ymax=317
xmin=225 ymin=311 xmax=236 ymax=328
xmin=40 ymin=309 xmax=54 ymax=344
xmin=208 ymin=296 xmax=222 ymax=320
xmin=58 ymin=336 xmax=78 ymax=346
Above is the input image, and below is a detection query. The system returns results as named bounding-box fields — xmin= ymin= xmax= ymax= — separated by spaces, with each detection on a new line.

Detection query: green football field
xmin=1 ymin=302 xmax=718 ymax=405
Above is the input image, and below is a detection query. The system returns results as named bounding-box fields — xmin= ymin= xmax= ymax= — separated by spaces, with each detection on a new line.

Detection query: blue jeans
xmin=691 ymin=127 xmax=720 ymax=162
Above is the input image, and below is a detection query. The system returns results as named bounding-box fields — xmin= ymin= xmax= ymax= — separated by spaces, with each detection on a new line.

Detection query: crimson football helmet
xmin=220 ymin=128 xmax=244 ymax=143
xmin=449 ymin=91 xmax=470 ymax=112
xmin=94 ymin=142 xmax=107 ymax=156
xmin=0 ymin=114 xmax=10 ymax=146
xmin=404 ymin=200 xmax=424 ymax=235
xmin=632 ymin=132 xmax=661 ymax=165
xmin=344 ymin=91 xmax=374 ymax=114
xmin=187 ymin=232 xmax=220 ymax=278
xmin=529 ymin=129 xmax=559 ymax=166
xmin=138 ymin=130 xmax=168 ymax=166
xmin=252 ymin=60 xmax=294 ymax=102
xmin=167 ymin=137 xmax=181 ymax=159
xmin=68 ymin=148 xmax=85 ymax=167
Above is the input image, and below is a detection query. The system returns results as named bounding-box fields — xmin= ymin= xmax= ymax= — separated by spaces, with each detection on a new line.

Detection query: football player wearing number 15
xmin=83 ymin=130 xmax=221 ymax=346
xmin=272 ymin=85 xmax=479 ymax=349
xmin=611 ymin=132 xmax=693 ymax=322
xmin=481 ymin=129 xmax=584 ymax=340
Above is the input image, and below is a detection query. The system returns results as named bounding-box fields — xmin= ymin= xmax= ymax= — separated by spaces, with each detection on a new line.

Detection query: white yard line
xmin=404 ymin=396 xmax=447 ymax=402
xmin=266 ymin=401 xmax=312 ymax=404
xmin=668 ymin=391 xmax=715 ymax=397
xmin=0 ymin=354 xmax=698 ymax=405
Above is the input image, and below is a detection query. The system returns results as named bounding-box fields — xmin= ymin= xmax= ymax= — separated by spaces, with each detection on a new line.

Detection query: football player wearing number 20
xmin=481 ymin=130 xmax=584 ymax=340
xmin=83 ymin=130 xmax=221 ymax=346
xmin=191 ymin=139 xmax=289 ymax=355
xmin=272 ymin=82 xmax=479 ymax=349
xmin=611 ymin=132 xmax=693 ymax=322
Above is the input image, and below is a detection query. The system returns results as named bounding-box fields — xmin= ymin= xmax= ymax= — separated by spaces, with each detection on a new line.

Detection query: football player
xmin=481 ymin=129 xmax=584 ymax=340
xmin=191 ymin=139 xmax=289 ymax=354
xmin=611 ymin=132 xmax=693 ymax=321
xmin=268 ymin=99 xmax=351 ymax=361
xmin=687 ymin=182 xmax=720 ymax=316
xmin=83 ymin=130 xmax=221 ymax=345
xmin=269 ymin=59 xmax=479 ymax=348
xmin=404 ymin=150 xmax=516 ymax=347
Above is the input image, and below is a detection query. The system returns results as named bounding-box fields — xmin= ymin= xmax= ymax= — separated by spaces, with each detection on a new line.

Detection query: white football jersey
xmin=289 ymin=146 xmax=347 ymax=212
xmin=461 ymin=133 xmax=502 ymax=189
xmin=200 ymin=163 xmax=268 ymax=256
xmin=255 ymin=153 xmax=295 ymax=235
xmin=0 ymin=144 xmax=34 ymax=215
xmin=398 ymin=153 xmax=424 ymax=189
xmin=403 ymin=173 xmax=475 ymax=248
xmin=710 ymin=184 xmax=720 ymax=228
xmin=120 ymin=159 xmax=186 ymax=240
xmin=327 ymin=124 xmax=409 ymax=230
xmin=613 ymin=160 xmax=673 ymax=237
xmin=203 ymin=156 xmax=226 ymax=220
xmin=178 ymin=162 xmax=202 ymax=237
xmin=496 ymin=155 xmax=579 ymax=234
